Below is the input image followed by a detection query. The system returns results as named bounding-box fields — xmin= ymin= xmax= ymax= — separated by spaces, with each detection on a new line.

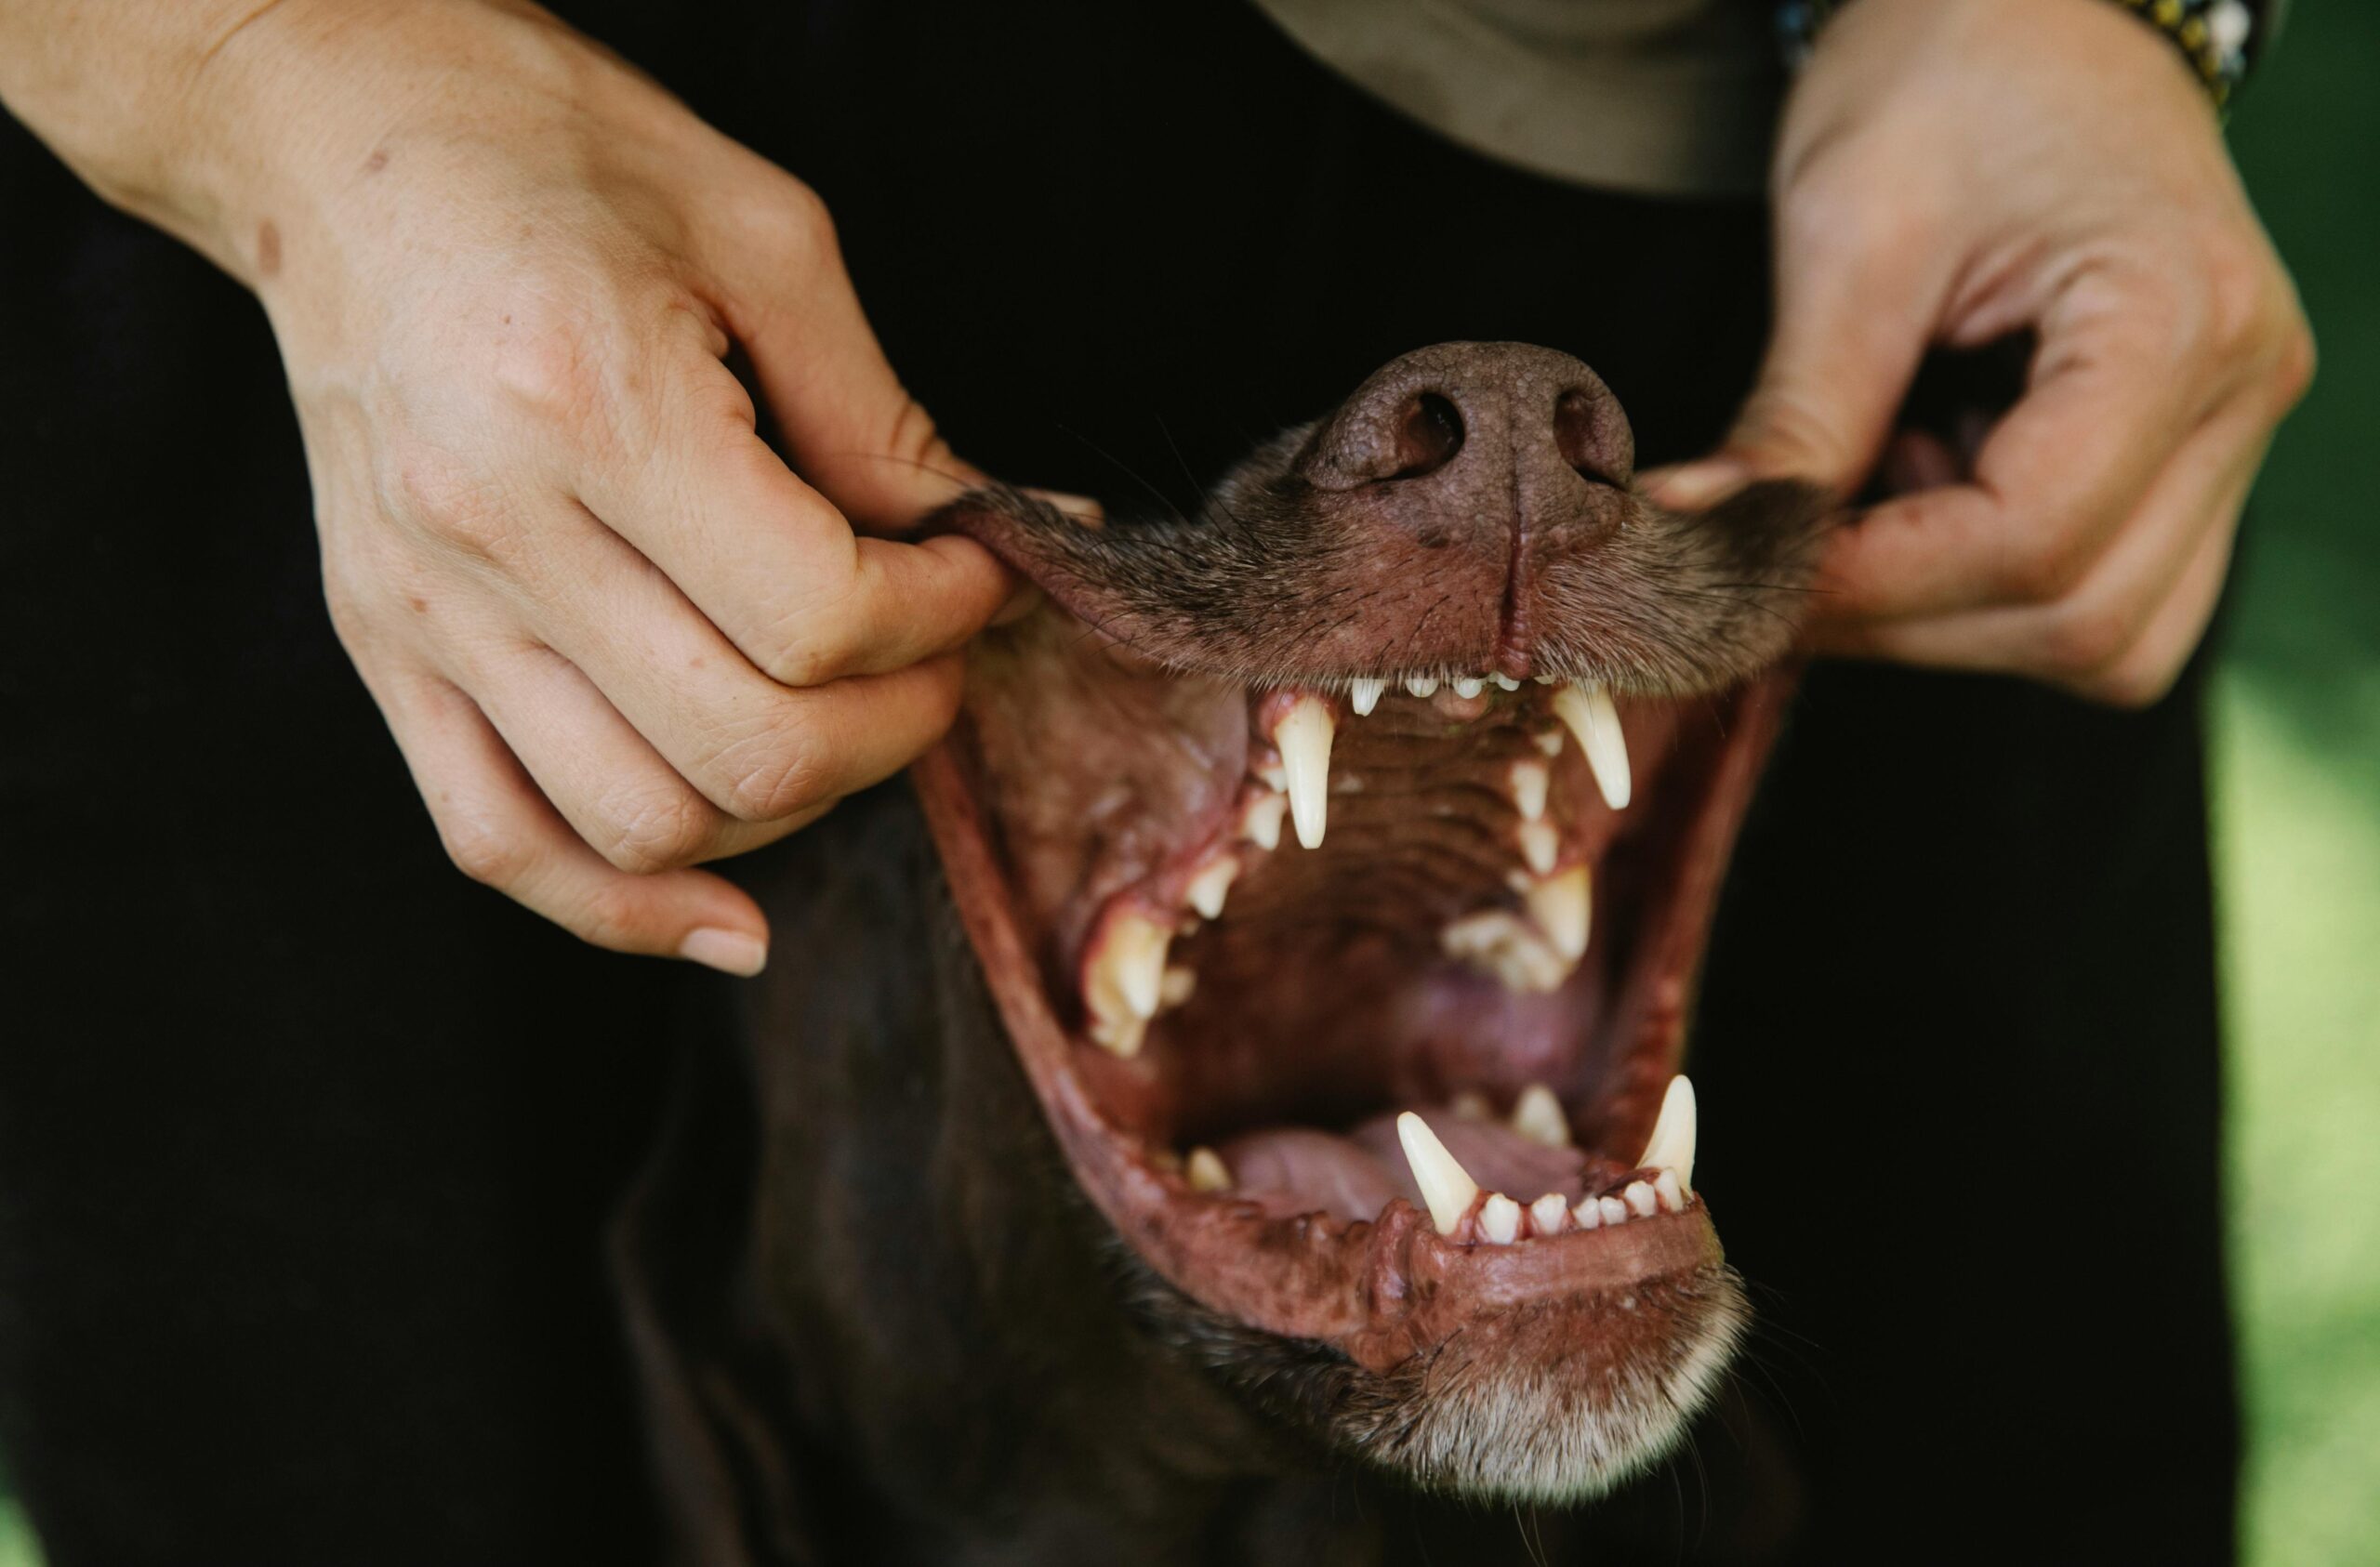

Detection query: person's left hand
xmin=1649 ymin=0 xmax=2313 ymax=705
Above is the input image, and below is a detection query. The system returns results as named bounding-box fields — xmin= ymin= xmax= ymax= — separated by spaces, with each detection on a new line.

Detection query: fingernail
xmin=1646 ymin=460 xmax=1750 ymax=512
xmin=1024 ymin=487 xmax=1105 ymax=528
xmin=680 ymin=927 xmax=768 ymax=977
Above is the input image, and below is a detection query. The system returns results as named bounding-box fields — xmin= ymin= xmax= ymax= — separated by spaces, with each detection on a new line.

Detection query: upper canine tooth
xmin=1509 ymin=758 xmax=1550 ymax=823
xmin=1185 ymin=1146 xmax=1233 ymax=1192
xmin=1184 ymin=855 xmax=1238 ymax=919
xmin=1553 ymin=681 xmax=1632 ymax=810
xmin=1275 ymin=696 xmax=1335 ymax=850
xmin=1396 ymin=1112 xmax=1481 ymax=1236
xmin=1084 ymin=907 xmax=1171 ymax=1056
xmin=1525 ymin=864 xmax=1592 ymax=961
xmin=1405 ymin=675 xmax=1440 ymax=698
xmin=1451 ymin=676 xmax=1485 ymax=699
xmin=1240 ymin=790 xmax=1288 ymax=851
xmin=1638 ymin=1073 xmax=1698 ymax=1193
xmin=1349 ymin=677 xmax=1385 ymax=716
xmin=1510 ymin=1083 xmax=1571 ymax=1149
xmin=1478 ymin=1193 xmax=1522 ymax=1244
xmin=1654 ymin=1169 xmax=1686 ymax=1212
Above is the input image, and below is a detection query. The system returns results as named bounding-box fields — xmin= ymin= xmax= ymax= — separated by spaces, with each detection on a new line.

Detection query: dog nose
xmin=1295 ymin=342 xmax=1635 ymax=504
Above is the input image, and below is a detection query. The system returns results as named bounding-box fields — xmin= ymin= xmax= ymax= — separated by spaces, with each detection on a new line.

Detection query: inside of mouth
xmin=965 ymin=615 xmax=1731 ymax=1244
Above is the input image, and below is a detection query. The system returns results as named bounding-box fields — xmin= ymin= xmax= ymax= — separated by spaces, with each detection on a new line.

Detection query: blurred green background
xmin=3 ymin=5 xmax=2376 ymax=1562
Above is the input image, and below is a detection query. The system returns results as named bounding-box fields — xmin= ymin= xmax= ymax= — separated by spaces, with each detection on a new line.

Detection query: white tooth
xmin=1509 ymin=1083 xmax=1571 ymax=1150
xmin=1275 ymin=696 xmax=1335 ymax=850
xmin=1534 ymin=673 xmax=1557 ymax=685
xmin=1655 ymin=1169 xmax=1686 ymax=1212
xmin=1084 ymin=908 xmax=1171 ymax=1054
xmin=1573 ymin=1198 xmax=1603 ymax=1230
xmin=1159 ymin=966 xmax=1197 ymax=1007
xmin=1530 ymin=1193 xmax=1571 ymax=1235
xmin=1489 ymin=673 xmax=1520 ymax=691
xmin=1448 ymin=1088 xmax=1493 ymax=1122
xmin=1478 ymin=1193 xmax=1522 ymax=1244
xmin=1637 ymin=1073 xmax=1698 ymax=1194
xmin=1525 ymin=864 xmax=1592 ymax=961
xmin=1518 ymin=819 xmax=1559 ymax=876
xmin=1185 ymin=1146 xmax=1233 ymax=1192
xmin=1623 ymin=1179 xmax=1659 ymax=1218
xmin=1441 ymin=909 xmax=1568 ymax=993
xmin=1509 ymin=758 xmax=1550 ymax=823
xmin=1240 ymin=790 xmax=1287 ymax=851
xmin=1255 ymin=757 xmax=1288 ymax=792
xmin=1553 ymin=681 xmax=1632 ymax=810
xmin=1598 ymin=1194 xmax=1630 ymax=1226
xmin=1184 ymin=855 xmax=1238 ymax=919
xmin=1349 ymin=677 xmax=1385 ymax=717
xmin=1405 ymin=675 xmax=1440 ymax=698
xmin=1396 ymin=1112 xmax=1480 ymax=1236
xmin=1533 ymin=728 xmax=1566 ymax=758
xmin=1451 ymin=676 xmax=1485 ymax=699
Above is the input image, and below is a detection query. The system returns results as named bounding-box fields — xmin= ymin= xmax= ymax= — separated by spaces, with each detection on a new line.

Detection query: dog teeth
xmin=1275 ymin=696 xmax=1335 ymax=850
xmin=1529 ymin=1193 xmax=1572 ymax=1235
xmin=1517 ymin=819 xmax=1559 ymax=876
xmin=1489 ymin=673 xmax=1520 ymax=691
xmin=1451 ymin=676 xmax=1485 ymax=699
xmin=1553 ymin=681 xmax=1631 ymax=810
xmin=1533 ymin=728 xmax=1566 ymax=758
xmin=1239 ymin=790 xmax=1288 ymax=851
xmin=1442 ymin=909 xmax=1570 ymax=993
xmin=1185 ymin=1146 xmax=1233 ymax=1192
xmin=1478 ymin=1193 xmax=1523 ymax=1244
xmin=1638 ymin=1073 xmax=1698 ymax=1194
xmin=1158 ymin=966 xmax=1197 ymax=1007
xmin=1396 ymin=1113 xmax=1481 ymax=1236
xmin=1183 ymin=855 xmax=1238 ymax=919
xmin=1448 ymin=1088 xmax=1493 ymax=1121
xmin=1509 ymin=1083 xmax=1571 ymax=1149
xmin=1509 ymin=758 xmax=1550 ymax=823
xmin=1655 ymin=1169 xmax=1686 ymax=1213
xmin=1404 ymin=675 xmax=1440 ymax=698
xmin=1596 ymin=1194 xmax=1630 ymax=1226
xmin=1572 ymin=1196 xmax=1603 ymax=1230
xmin=1623 ymin=1179 xmax=1659 ymax=1218
xmin=1082 ymin=907 xmax=1171 ymax=1057
xmin=1524 ymin=865 xmax=1591 ymax=962
xmin=1349 ymin=677 xmax=1386 ymax=716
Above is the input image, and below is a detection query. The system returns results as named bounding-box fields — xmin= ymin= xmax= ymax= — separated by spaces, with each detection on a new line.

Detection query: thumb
xmin=1647 ymin=206 xmax=1949 ymax=511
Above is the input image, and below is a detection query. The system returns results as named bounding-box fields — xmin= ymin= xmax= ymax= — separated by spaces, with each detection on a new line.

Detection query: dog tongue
xmin=1219 ymin=1107 xmax=1590 ymax=1225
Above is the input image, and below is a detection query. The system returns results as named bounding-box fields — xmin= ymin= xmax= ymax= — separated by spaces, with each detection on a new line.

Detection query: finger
xmin=458 ymin=639 xmax=812 ymax=872
xmin=2086 ymin=501 xmax=2239 ymax=707
xmin=492 ymin=500 xmax=972 ymax=821
xmin=373 ymin=665 xmax=772 ymax=972
xmin=1647 ymin=191 xmax=1952 ymax=509
xmin=1811 ymin=290 xmax=2231 ymax=625
xmin=579 ymin=351 xmax=1016 ymax=687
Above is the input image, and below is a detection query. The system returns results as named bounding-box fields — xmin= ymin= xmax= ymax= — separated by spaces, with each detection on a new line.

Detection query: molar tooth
xmin=1451 ymin=676 xmax=1485 ymax=699
xmin=1517 ymin=819 xmax=1559 ymax=876
xmin=1533 ymin=729 xmax=1566 ymax=758
xmin=1184 ymin=855 xmax=1239 ymax=920
xmin=1530 ymin=1193 xmax=1572 ymax=1235
xmin=1405 ymin=675 xmax=1440 ymax=698
xmin=1185 ymin=1147 xmax=1233 ymax=1193
xmin=1349 ymin=677 xmax=1385 ymax=717
xmin=1598 ymin=1194 xmax=1630 ymax=1226
xmin=1441 ymin=909 xmax=1568 ymax=993
xmin=1240 ymin=790 xmax=1288 ymax=851
xmin=1275 ymin=696 xmax=1335 ymax=850
xmin=1623 ymin=1179 xmax=1659 ymax=1218
xmin=1395 ymin=1113 xmax=1481 ymax=1236
xmin=1159 ymin=966 xmax=1197 ymax=1007
xmin=1478 ymin=1193 xmax=1522 ymax=1244
xmin=1254 ymin=757 xmax=1288 ymax=792
xmin=1654 ymin=1169 xmax=1686 ymax=1213
xmin=1448 ymin=1088 xmax=1493 ymax=1122
xmin=1553 ymin=681 xmax=1632 ymax=810
xmin=1509 ymin=1084 xmax=1571 ymax=1150
xmin=1489 ymin=673 xmax=1520 ymax=691
xmin=1083 ymin=908 xmax=1171 ymax=1057
xmin=1637 ymin=1073 xmax=1698 ymax=1194
xmin=1509 ymin=758 xmax=1550 ymax=823
xmin=1573 ymin=1198 xmax=1603 ymax=1230
xmin=1525 ymin=864 xmax=1592 ymax=961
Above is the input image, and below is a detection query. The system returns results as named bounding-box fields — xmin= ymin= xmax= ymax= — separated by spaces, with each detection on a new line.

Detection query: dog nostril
xmin=1389 ymin=392 xmax=1465 ymax=481
xmin=1554 ymin=388 xmax=1626 ymax=485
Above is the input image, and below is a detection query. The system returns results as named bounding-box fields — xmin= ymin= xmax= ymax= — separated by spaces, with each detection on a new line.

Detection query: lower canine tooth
xmin=1530 ymin=1193 xmax=1571 ymax=1234
xmin=1510 ymin=1084 xmax=1571 ymax=1149
xmin=1553 ymin=681 xmax=1633 ymax=810
xmin=1638 ymin=1074 xmax=1698 ymax=1194
xmin=1275 ymin=696 xmax=1335 ymax=850
xmin=1184 ymin=855 xmax=1238 ymax=919
xmin=1525 ymin=865 xmax=1592 ymax=961
xmin=1623 ymin=1179 xmax=1659 ymax=1218
xmin=1240 ymin=791 xmax=1288 ymax=851
xmin=1396 ymin=1113 xmax=1481 ymax=1236
xmin=1478 ymin=1193 xmax=1522 ymax=1244
xmin=1185 ymin=1147 xmax=1232 ymax=1192
xmin=1349 ymin=677 xmax=1385 ymax=716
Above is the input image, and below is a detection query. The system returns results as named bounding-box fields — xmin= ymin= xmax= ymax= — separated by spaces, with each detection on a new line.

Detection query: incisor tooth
xmin=1478 ymin=1193 xmax=1522 ymax=1244
xmin=1396 ymin=1112 xmax=1480 ymax=1236
xmin=1185 ymin=1147 xmax=1232 ymax=1192
xmin=1655 ymin=1169 xmax=1686 ymax=1212
xmin=1530 ymin=1192 xmax=1571 ymax=1234
xmin=1240 ymin=791 xmax=1287 ymax=851
xmin=1184 ymin=855 xmax=1238 ymax=919
xmin=1598 ymin=1194 xmax=1630 ymax=1226
xmin=1510 ymin=1084 xmax=1571 ymax=1149
xmin=1489 ymin=673 xmax=1520 ymax=691
xmin=1573 ymin=1197 xmax=1603 ymax=1230
xmin=1509 ymin=758 xmax=1550 ymax=823
xmin=1623 ymin=1180 xmax=1659 ymax=1218
xmin=1349 ymin=677 xmax=1385 ymax=716
xmin=1276 ymin=696 xmax=1334 ymax=850
xmin=1405 ymin=675 xmax=1440 ymax=698
xmin=1553 ymin=681 xmax=1632 ymax=810
xmin=1525 ymin=865 xmax=1592 ymax=961
xmin=1638 ymin=1073 xmax=1698 ymax=1193
xmin=1452 ymin=676 xmax=1485 ymax=699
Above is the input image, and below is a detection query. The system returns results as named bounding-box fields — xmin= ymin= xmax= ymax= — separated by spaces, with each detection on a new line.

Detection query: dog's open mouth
xmin=911 ymin=344 xmax=1829 ymax=1497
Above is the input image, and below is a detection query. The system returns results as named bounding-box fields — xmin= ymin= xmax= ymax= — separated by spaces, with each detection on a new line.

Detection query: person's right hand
xmin=205 ymin=4 xmax=1016 ymax=973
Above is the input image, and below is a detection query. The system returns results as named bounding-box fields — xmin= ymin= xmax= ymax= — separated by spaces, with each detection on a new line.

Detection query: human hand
xmin=198 ymin=4 xmax=1015 ymax=971
xmin=1649 ymin=0 xmax=2312 ymax=705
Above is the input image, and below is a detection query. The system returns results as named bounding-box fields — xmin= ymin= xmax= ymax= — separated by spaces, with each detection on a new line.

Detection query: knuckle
xmin=2035 ymin=599 xmax=2133 ymax=678
xmin=717 ymin=725 xmax=835 ymax=823
xmin=2079 ymin=658 xmax=2179 ymax=711
xmin=382 ymin=438 xmax=516 ymax=561
xmin=572 ymin=878 xmax=655 ymax=954
xmin=1992 ymin=525 xmax=2097 ymax=606
xmin=442 ymin=814 xmax=532 ymax=889
xmin=480 ymin=295 xmax=612 ymax=428
xmin=589 ymin=783 xmax=716 ymax=875
xmin=2272 ymin=317 xmax=2319 ymax=408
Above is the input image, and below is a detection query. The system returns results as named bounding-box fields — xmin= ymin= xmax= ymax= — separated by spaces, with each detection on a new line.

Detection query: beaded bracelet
xmin=1778 ymin=0 xmax=2270 ymax=110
